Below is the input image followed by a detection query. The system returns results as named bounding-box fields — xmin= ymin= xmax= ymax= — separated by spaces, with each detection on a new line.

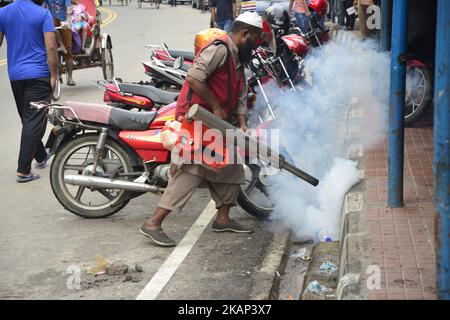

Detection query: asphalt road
xmin=0 ymin=4 xmax=275 ymax=300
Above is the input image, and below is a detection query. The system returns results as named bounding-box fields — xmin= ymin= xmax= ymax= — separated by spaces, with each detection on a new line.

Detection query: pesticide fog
xmin=251 ymin=34 xmax=390 ymax=241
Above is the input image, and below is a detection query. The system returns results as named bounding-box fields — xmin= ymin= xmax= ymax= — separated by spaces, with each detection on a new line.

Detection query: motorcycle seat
xmin=118 ymin=83 xmax=179 ymax=105
xmin=63 ymin=101 xmax=156 ymax=131
xmin=167 ymin=49 xmax=195 ymax=62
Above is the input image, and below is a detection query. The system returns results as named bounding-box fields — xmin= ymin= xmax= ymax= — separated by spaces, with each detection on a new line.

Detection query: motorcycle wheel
xmin=50 ymin=135 xmax=134 ymax=218
xmin=405 ymin=65 xmax=434 ymax=126
xmin=237 ymin=164 xmax=274 ymax=219
xmin=102 ymin=47 xmax=114 ymax=80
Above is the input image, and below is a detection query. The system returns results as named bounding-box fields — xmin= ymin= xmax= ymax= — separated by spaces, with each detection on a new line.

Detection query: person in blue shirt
xmin=0 ymin=0 xmax=58 ymax=182
xmin=45 ymin=0 xmax=76 ymax=86
xmin=211 ymin=0 xmax=236 ymax=33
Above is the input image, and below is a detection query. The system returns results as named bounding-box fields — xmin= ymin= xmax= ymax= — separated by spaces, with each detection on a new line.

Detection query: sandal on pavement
xmin=140 ymin=223 xmax=176 ymax=247
xmin=16 ymin=172 xmax=41 ymax=183
xmin=67 ymin=79 xmax=76 ymax=86
xmin=212 ymin=220 xmax=253 ymax=234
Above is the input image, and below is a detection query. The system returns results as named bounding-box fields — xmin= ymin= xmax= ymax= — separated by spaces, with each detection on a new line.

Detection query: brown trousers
xmin=158 ymin=165 xmax=242 ymax=211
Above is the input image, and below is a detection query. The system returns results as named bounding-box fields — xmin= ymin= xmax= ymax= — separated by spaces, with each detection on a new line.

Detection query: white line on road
xmin=136 ymin=200 xmax=216 ymax=300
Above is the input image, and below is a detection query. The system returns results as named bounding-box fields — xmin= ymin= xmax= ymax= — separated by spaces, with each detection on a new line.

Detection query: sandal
xmin=67 ymin=79 xmax=76 ymax=86
xmin=16 ymin=172 xmax=41 ymax=183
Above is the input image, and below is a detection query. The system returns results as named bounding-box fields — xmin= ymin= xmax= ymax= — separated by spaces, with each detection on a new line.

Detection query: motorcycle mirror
xmin=173 ymin=57 xmax=184 ymax=69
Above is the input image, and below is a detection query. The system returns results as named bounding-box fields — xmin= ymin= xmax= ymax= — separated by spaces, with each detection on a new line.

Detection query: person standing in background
xmin=0 ymin=0 xmax=57 ymax=182
xmin=327 ymin=0 xmax=337 ymax=23
xmin=211 ymin=0 xmax=236 ymax=33
xmin=338 ymin=0 xmax=355 ymax=30
xmin=289 ymin=0 xmax=311 ymax=34
xmin=45 ymin=0 xmax=76 ymax=86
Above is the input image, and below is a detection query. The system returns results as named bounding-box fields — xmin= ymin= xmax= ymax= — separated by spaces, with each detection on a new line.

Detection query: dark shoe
xmin=212 ymin=220 xmax=253 ymax=234
xmin=140 ymin=223 xmax=176 ymax=247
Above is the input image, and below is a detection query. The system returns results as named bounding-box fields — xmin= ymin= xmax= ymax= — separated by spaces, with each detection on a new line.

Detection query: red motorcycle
xmin=96 ymin=78 xmax=178 ymax=111
xmin=145 ymin=43 xmax=194 ymax=65
xmin=37 ymin=100 xmax=318 ymax=219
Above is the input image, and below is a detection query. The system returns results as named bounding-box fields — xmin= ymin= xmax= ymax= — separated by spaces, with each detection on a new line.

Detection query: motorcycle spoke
xmin=245 ymin=178 xmax=258 ymax=195
xmin=260 ymin=185 xmax=274 ymax=205
xmin=97 ymin=188 xmax=115 ymax=200
xmin=75 ymin=186 xmax=86 ymax=201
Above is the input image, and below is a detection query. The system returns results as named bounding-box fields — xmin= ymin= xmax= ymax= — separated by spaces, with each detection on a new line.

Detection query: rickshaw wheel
xmin=102 ymin=48 xmax=114 ymax=80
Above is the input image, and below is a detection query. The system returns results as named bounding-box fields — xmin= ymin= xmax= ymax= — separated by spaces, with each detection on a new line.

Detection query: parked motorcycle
xmin=141 ymin=55 xmax=188 ymax=89
xmin=404 ymin=56 xmax=434 ymax=126
xmin=96 ymin=78 xmax=178 ymax=111
xmin=36 ymin=100 xmax=317 ymax=219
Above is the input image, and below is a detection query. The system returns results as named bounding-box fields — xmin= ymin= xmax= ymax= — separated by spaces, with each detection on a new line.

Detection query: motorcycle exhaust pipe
xmin=64 ymin=175 xmax=161 ymax=193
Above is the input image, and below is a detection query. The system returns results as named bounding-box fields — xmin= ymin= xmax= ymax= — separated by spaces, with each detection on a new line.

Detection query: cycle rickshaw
xmin=53 ymin=0 xmax=114 ymax=100
xmin=137 ymin=0 xmax=160 ymax=9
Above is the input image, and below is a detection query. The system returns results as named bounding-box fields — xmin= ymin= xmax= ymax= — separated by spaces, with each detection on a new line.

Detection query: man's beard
xmin=237 ymin=38 xmax=256 ymax=65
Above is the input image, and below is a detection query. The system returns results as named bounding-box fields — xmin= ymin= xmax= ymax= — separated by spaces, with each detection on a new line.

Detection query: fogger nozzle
xmin=186 ymin=104 xmax=319 ymax=187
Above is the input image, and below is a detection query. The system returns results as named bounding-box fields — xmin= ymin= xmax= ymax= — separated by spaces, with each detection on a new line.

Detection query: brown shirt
xmin=187 ymin=42 xmax=249 ymax=115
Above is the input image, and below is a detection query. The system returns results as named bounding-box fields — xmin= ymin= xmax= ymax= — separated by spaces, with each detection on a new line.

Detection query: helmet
xmin=263 ymin=5 xmax=290 ymax=33
xmin=308 ymin=0 xmax=328 ymax=16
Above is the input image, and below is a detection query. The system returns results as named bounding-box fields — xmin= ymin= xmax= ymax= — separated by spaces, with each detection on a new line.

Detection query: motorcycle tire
xmin=50 ymin=135 xmax=133 ymax=219
xmin=237 ymin=164 xmax=273 ymax=219
xmin=405 ymin=65 xmax=434 ymax=126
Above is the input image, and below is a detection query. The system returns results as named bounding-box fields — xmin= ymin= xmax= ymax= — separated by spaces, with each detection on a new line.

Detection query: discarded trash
xmin=106 ymin=261 xmax=128 ymax=276
xmin=306 ymin=281 xmax=332 ymax=295
xmin=319 ymin=261 xmax=338 ymax=274
xmin=316 ymin=229 xmax=333 ymax=242
xmin=87 ymin=254 xmax=111 ymax=275
xmin=131 ymin=264 xmax=143 ymax=273
xmin=292 ymin=248 xmax=311 ymax=261
xmin=123 ymin=274 xmax=133 ymax=282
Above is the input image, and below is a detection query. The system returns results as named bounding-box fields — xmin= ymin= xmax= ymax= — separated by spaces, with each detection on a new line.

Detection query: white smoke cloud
xmin=251 ymin=33 xmax=390 ymax=241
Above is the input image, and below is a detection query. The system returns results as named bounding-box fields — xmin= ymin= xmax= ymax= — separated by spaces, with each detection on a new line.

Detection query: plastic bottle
xmin=316 ymin=229 xmax=333 ymax=242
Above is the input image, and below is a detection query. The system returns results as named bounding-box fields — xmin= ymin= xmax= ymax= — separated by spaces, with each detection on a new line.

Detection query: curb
xmin=335 ymin=102 xmax=372 ymax=300
xmin=249 ymin=228 xmax=291 ymax=300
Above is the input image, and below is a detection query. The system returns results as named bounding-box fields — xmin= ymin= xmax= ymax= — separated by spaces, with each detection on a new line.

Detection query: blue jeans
xmin=216 ymin=19 xmax=233 ymax=33
xmin=295 ymin=12 xmax=311 ymax=34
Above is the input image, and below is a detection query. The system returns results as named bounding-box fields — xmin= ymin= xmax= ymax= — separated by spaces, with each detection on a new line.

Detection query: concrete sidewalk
xmin=365 ymin=124 xmax=437 ymax=300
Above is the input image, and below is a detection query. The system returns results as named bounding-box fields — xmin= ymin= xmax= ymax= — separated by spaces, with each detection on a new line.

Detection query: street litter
xmin=291 ymin=248 xmax=311 ymax=261
xmin=106 ymin=261 xmax=129 ymax=276
xmin=87 ymin=254 xmax=111 ymax=275
xmin=306 ymin=281 xmax=332 ymax=295
xmin=319 ymin=261 xmax=338 ymax=274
